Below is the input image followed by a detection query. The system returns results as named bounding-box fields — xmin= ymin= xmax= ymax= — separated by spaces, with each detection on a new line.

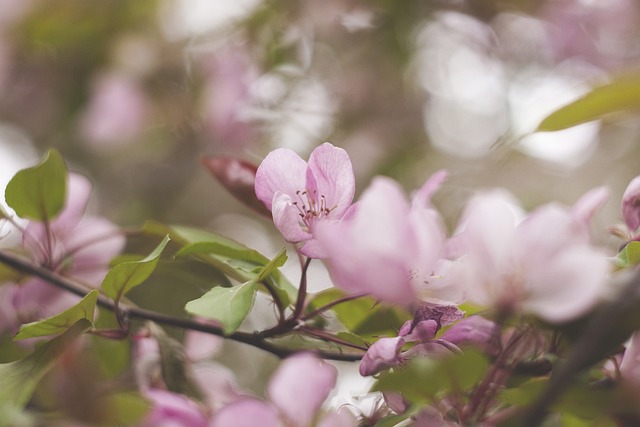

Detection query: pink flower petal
xmin=306 ymin=142 xmax=355 ymax=218
xmin=359 ymin=337 xmax=405 ymax=376
xmin=571 ymin=185 xmax=609 ymax=226
xmin=212 ymin=399 xmax=282 ymax=427
xmin=254 ymin=148 xmax=308 ymax=211
xmin=272 ymin=192 xmax=312 ymax=243
xmin=622 ymin=176 xmax=640 ymax=233
xmin=317 ymin=407 xmax=358 ymax=427
xmin=268 ymin=353 xmax=337 ymax=427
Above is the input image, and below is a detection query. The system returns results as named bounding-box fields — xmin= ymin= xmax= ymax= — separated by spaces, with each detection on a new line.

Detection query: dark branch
xmin=0 ymin=250 xmax=363 ymax=362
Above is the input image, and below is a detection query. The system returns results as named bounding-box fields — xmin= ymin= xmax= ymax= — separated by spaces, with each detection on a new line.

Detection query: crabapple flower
xmin=622 ymin=175 xmax=640 ymax=237
xmin=211 ymin=353 xmax=356 ymax=427
xmin=444 ymin=189 xmax=610 ymax=323
xmin=140 ymin=389 xmax=209 ymax=427
xmin=0 ymin=173 xmax=125 ymax=333
xmin=316 ymin=173 xmax=455 ymax=306
xmin=254 ymin=142 xmax=355 ymax=258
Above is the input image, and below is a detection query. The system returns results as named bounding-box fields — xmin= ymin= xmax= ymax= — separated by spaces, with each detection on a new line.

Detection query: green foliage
xmin=615 ymin=241 xmax=640 ymax=269
xmin=14 ymin=290 xmax=98 ymax=340
xmin=148 ymin=323 xmax=204 ymax=401
xmin=145 ymin=221 xmax=297 ymax=305
xmin=0 ymin=319 xmax=91 ymax=421
xmin=373 ymin=348 xmax=489 ymax=403
xmin=102 ymin=235 xmax=170 ymax=302
xmin=185 ymin=248 xmax=287 ymax=335
xmin=4 ymin=149 xmax=67 ymax=221
xmin=537 ymin=74 xmax=640 ymax=132
xmin=307 ymin=289 xmax=410 ymax=338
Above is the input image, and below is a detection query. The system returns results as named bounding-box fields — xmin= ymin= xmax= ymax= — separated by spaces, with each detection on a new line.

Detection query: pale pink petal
xmin=571 ymin=186 xmax=609 ymax=226
xmin=192 ymin=362 xmax=241 ymax=411
xmin=254 ymin=148 xmax=308 ymax=211
xmin=620 ymin=332 xmax=640 ymax=383
xmin=402 ymin=319 xmax=438 ymax=342
xmin=272 ymin=192 xmax=312 ymax=243
xmin=524 ymin=245 xmax=608 ymax=323
xmin=51 ymin=173 xmax=92 ymax=236
xmin=268 ymin=353 xmax=337 ymax=427
xmin=359 ymin=337 xmax=405 ymax=376
xmin=141 ymin=389 xmax=209 ymax=427
xmin=306 ymin=142 xmax=355 ymax=218
xmin=622 ymin=176 xmax=640 ymax=233
xmin=298 ymin=238 xmax=327 ymax=259
xmin=212 ymin=399 xmax=282 ymax=427
xmin=317 ymin=407 xmax=358 ymax=427
xmin=411 ymin=169 xmax=447 ymax=209
xmin=184 ymin=330 xmax=222 ymax=361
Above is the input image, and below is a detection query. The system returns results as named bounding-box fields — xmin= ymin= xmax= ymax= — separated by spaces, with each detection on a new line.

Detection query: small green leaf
xmin=615 ymin=241 xmax=640 ymax=269
xmin=5 ymin=149 xmax=67 ymax=221
xmin=102 ymin=235 xmax=170 ymax=301
xmin=145 ymin=221 xmax=297 ymax=305
xmin=14 ymin=290 xmax=98 ymax=340
xmin=373 ymin=349 xmax=489 ymax=403
xmin=537 ymin=74 xmax=640 ymax=132
xmin=0 ymin=319 xmax=91 ymax=412
xmin=307 ymin=289 xmax=410 ymax=338
xmin=185 ymin=248 xmax=287 ymax=335
xmin=101 ymin=391 xmax=151 ymax=425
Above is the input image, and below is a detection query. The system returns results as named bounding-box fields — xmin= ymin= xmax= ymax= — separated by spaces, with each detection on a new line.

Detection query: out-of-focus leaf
xmin=307 ymin=289 xmax=410 ymax=337
xmin=148 ymin=322 xmax=204 ymax=401
xmin=185 ymin=248 xmax=287 ymax=334
xmin=536 ymin=74 xmax=640 ymax=132
xmin=144 ymin=221 xmax=296 ymax=305
xmin=373 ymin=406 xmax=421 ymax=427
xmin=102 ymin=235 xmax=170 ymax=301
xmin=101 ymin=391 xmax=151 ymax=426
xmin=499 ymin=379 xmax=547 ymax=406
xmin=0 ymin=262 xmax=22 ymax=284
xmin=14 ymin=290 xmax=98 ymax=340
xmin=615 ymin=241 xmax=640 ymax=269
xmin=4 ymin=149 xmax=67 ymax=221
xmin=201 ymin=156 xmax=271 ymax=217
xmin=0 ymin=319 xmax=91 ymax=415
xmin=373 ymin=349 xmax=489 ymax=403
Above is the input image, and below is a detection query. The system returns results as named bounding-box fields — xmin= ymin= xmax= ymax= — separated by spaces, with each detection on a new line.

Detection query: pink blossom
xmin=79 ymin=72 xmax=149 ymax=149
xmin=0 ymin=173 xmax=125 ymax=333
xmin=139 ymin=389 xmax=208 ymax=427
xmin=316 ymin=173 xmax=453 ymax=306
xmin=254 ymin=142 xmax=355 ymax=258
xmin=622 ymin=175 xmax=640 ymax=236
xmin=211 ymin=353 xmax=356 ymax=427
xmin=444 ymin=189 xmax=610 ymax=323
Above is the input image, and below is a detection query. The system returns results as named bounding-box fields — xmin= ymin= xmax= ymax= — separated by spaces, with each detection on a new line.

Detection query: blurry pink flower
xmin=140 ymin=389 xmax=208 ymax=427
xmin=445 ymin=189 xmax=610 ymax=323
xmin=255 ymin=142 xmax=355 ymax=258
xmin=0 ymin=173 xmax=124 ymax=333
xmin=622 ymin=175 xmax=640 ymax=236
xmin=200 ymin=48 xmax=257 ymax=149
xmin=620 ymin=332 xmax=640 ymax=384
xmin=316 ymin=173 xmax=452 ymax=306
xmin=79 ymin=72 xmax=149 ymax=149
xmin=211 ymin=353 xmax=356 ymax=427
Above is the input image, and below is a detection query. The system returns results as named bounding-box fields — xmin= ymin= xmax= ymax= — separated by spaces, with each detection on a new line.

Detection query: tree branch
xmin=0 ymin=250 xmax=363 ymax=362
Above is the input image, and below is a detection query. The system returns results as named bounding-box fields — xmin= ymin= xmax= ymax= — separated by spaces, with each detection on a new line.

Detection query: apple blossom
xmin=211 ymin=353 xmax=357 ymax=427
xmin=622 ymin=175 xmax=640 ymax=237
xmin=316 ymin=173 xmax=456 ymax=306
xmin=254 ymin=142 xmax=355 ymax=258
xmin=0 ymin=173 xmax=125 ymax=333
xmin=444 ymin=189 xmax=610 ymax=323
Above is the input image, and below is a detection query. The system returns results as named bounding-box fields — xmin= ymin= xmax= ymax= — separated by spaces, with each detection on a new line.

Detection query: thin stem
xmin=0 ymin=249 xmax=363 ymax=362
xmin=292 ymin=257 xmax=311 ymax=320
xmin=302 ymin=292 xmax=368 ymax=321
xmin=299 ymin=326 xmax=369 ymax=351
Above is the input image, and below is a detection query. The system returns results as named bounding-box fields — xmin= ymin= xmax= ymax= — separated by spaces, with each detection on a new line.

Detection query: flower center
xmin=292 ymin=189 xmax=336 ymax=230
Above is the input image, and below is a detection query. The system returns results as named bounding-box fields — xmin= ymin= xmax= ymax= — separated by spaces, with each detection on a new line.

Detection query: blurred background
xmin=1 ymin=0 xmax=640 ymax=243
xmin=1 ymin=0 xmax=640 ymax=409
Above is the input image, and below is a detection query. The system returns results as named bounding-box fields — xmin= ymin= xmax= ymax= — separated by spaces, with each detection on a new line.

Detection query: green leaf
xmin=0 ymin=319 xmax=91 ymax=414
xmin=101 ymin=391 xmax=151 ymax=425
xmin=185 ymin=248 xmax=287 ymax=334
xmin=102 ymin=235 xmax=170 ymax=301
xmin=373 ymin=349 xmax=489 ymax=403
xmin=144 ymin=221 xmax=297 ymax=305
xmin=307 ymin=289 xmax=410 ymax=337
xmin=14 ymin=290 xmax=98 ymax=340
xmin=615 ymin=241 xmax=640 ymax=269
xmin=4 ymin=149 xmax=67 ymax=221
xmin=537 ymin=74 xmax=640 ymax=132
